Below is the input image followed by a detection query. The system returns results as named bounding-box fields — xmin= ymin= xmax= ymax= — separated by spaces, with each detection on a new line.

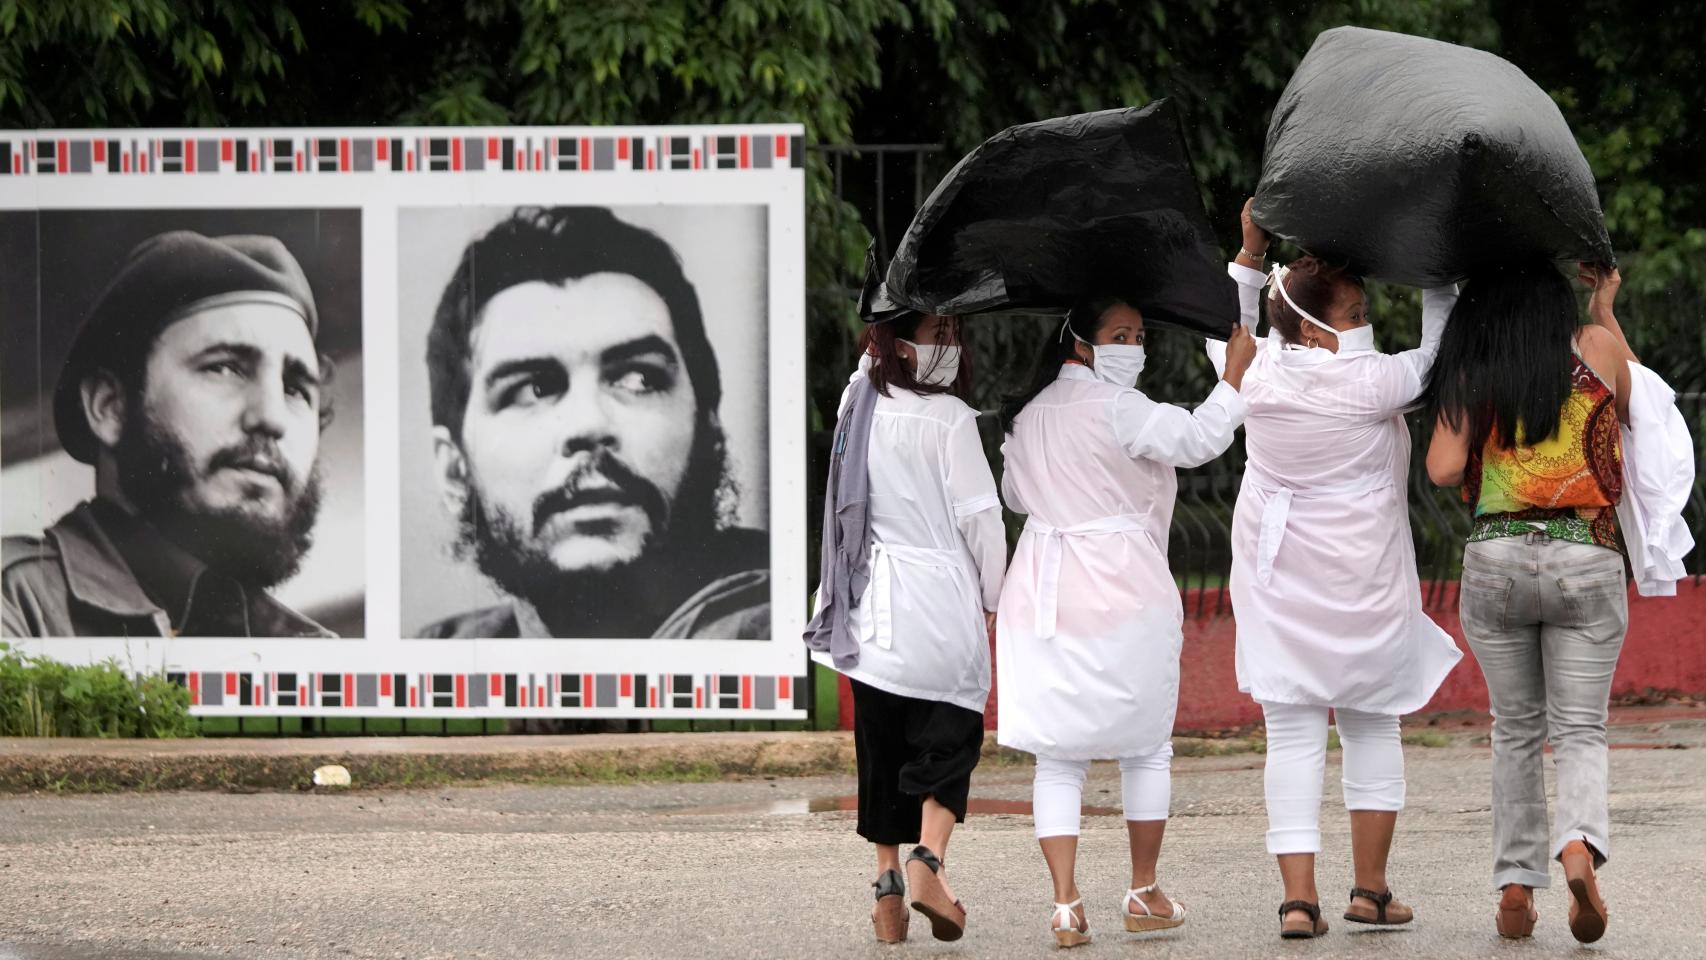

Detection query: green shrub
xmin=0 ymin=642 xmax=195 ymax=738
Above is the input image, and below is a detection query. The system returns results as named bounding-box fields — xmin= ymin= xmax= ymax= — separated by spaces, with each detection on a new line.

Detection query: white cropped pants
xmin=1032 ymin=744 xmax=1173 ymax=839
xmin=1262 ymin=702 xmax=1406 ymax=855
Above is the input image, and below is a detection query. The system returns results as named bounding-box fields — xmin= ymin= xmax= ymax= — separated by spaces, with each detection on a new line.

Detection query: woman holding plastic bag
xmin=996 ymin=295 xmax=1256 ymax=947
xmin=1215 ymin=200 xmax=1463 ymax=940
xmin=804 ymin=312 xmax=1006 ymax=945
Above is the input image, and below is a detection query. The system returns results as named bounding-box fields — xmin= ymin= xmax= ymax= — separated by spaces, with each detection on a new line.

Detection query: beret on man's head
xmin=52 ymin=231 xmax=320 ymax=464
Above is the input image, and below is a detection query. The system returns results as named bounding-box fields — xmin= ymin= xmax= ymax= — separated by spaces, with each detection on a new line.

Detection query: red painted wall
xmin=837 ymin=578 xmax=1706 ymax=732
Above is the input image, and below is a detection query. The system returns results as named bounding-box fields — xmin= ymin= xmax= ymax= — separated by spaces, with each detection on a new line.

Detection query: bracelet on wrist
xmin=1238 ymin=246 xmax=1267 ymax=262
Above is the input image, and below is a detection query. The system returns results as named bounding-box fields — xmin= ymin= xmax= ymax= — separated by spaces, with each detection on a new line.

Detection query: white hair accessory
xmin=1267 ymin=261 xmax=1339 ymax=339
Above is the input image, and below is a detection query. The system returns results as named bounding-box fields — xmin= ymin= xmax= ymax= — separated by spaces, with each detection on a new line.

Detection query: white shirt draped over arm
xmin=1112 ymin=381 xmax=1247 ymax=468
xmin=944 ymin=408 xmax=1006 ymax=611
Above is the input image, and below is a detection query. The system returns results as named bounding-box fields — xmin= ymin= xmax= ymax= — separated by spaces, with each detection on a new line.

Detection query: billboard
xmin=0 ymin=127 xmax=808 ymax=718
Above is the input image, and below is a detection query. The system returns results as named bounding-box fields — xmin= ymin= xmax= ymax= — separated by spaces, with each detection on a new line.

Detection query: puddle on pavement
xmin=660 ymin=796 xmax=1122 ymax=818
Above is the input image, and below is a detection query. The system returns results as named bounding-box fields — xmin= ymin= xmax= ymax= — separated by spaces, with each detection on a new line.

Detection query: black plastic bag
xmin=870 ymin=99 xmax=1238 ymax=339
xmin=1252 ymin=26 xmax=1613 ymax=287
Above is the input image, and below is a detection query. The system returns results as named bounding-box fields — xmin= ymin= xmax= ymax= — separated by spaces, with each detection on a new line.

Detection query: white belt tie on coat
xmin=1024 ymin=514 xmax=1156 ymax=640
xmin=1247 ymin=472 xmax=1394 ymax=586
xmin=862 ymin=542 xmax=965 ymax=650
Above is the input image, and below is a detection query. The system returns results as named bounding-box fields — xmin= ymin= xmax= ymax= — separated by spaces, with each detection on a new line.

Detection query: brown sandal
xmin=1562 ymin=841 xmax=1608 ymax=943
xmin=1344 ymin=886 xmax=1413 ymax=925
xmin=1280 ymin=900 xmax=1329 ymax=939
xmin=906 ymin=845 xmax=966 ymax=941
xmin=872 ymin=868 xmax=908 ymax=943
xmin=1496 ymin=884 xmax=1537 ymax=939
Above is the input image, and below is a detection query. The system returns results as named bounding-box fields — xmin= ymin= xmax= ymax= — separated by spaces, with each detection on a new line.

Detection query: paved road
xmin=2 ymin=719 xmax=1703 ymax=959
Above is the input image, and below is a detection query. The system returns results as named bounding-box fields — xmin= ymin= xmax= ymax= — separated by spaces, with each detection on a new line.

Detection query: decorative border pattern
xmin=0 ymin=131 xmax=806 ymax=176
xmin=170 ymin=670 xmax=807 ymax=714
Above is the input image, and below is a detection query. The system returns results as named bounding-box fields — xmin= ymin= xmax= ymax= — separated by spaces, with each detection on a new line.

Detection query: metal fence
xmin=811 ymin=143 xmax=1706 ymax=620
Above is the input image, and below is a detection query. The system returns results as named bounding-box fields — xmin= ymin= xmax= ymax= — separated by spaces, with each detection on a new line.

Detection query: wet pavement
xmin=2 ymin=716 xmax=1704 ymax=958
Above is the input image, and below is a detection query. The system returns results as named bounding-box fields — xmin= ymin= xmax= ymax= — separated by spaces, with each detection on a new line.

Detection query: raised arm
xmin=1209 ymin=199 xmax=1270 ymax=377
xmin=1112 ymin=381 xmax=1248 ymax=469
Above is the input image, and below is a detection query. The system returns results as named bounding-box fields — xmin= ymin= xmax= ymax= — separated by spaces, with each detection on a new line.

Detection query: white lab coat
xmin=997 ymin=363 xmax=1246 ymax=760
xmin=1217 ymin=262 xmax=1462 ymax=714
xmin=1615 ymin=361 xmax=1697 ymax=597
xmin=810 ymin=364 xmax=1006 ymax=713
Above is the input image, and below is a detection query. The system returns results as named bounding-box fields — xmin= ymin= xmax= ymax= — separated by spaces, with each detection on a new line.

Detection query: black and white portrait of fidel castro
xmin=417 ymin=206 xmax=771 ymax=640
xmin=1 ymin=231 xmax=335 ymax=639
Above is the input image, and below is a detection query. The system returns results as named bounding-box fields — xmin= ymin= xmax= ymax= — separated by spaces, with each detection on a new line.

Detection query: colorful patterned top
xmin=1463 ymin=353 xmax=1623 ymax=552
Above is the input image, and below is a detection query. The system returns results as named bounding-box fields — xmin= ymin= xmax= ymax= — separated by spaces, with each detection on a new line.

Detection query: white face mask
xmin=1269 ymin=262 xmax=1374 ymax=354
xmin=901 ymin=340 xmax=961 ymax=387
xmin=1071 ymin=328 xmax=1146 ymax=388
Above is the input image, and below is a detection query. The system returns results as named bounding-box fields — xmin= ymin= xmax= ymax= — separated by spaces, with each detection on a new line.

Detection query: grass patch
xmin=0 ymin=642 xmax=194 ymax=738
xmin=1401 ymin=731 xmax=1452 ymax=748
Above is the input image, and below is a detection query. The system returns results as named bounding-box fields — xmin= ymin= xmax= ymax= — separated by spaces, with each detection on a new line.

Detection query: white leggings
xmin=1032 ymin=744 xmax=1173 ymax=839
xmin=1262 ymin=702 xmax=1406 ymax=855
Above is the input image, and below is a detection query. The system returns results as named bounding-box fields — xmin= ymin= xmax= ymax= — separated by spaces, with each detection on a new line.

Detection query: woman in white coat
xmin=997 ymin=296 xmax=1256 ymax=946
xmin=805 ymin=311 xmax=1005 ymax=945
xmin=1219 ymin=200 xmax=1462 ymax=939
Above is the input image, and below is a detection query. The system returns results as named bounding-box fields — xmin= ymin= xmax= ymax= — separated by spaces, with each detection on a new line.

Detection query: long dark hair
xmin=859 ymin=313 xmax=971 ymax=400
xmin=1421 ymin=260 xmax=1577 ymax=450
xmin=998 ymin=296 xmax=1124 ymax=434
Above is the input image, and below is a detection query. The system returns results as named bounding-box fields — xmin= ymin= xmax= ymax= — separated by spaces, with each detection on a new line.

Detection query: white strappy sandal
xmin=1123 ymin=883 xmax=1187 ymax=932
xmin=1051 ymin=898 xmax=1091 ymax=947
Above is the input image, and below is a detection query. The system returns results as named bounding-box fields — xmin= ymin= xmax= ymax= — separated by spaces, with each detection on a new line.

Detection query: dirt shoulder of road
xmin=2 ymin=705 xmax=1698 ymax=794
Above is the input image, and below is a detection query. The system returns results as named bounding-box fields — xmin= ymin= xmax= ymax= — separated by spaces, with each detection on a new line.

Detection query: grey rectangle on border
xmin=68 ymin=141 xmax=92 ymax=173
xmin=353 ymin=139 xmax=375 ymax=172
xmin=752 ymin=136 xmax=773 ymax=169
xmin=593 ymin=138 xmax=615 ymax=170
xmin=197 ymin=140 xmax=220 ymax=173
xmin=199 ymin=673 xmax=223 ymax=706
xmin=469 ymin=675 xmax=488 ymax=708
xmin=463 ymin=139 xmax=484 ymax=171
xmin=356 ymin=674 xmax=379 ymax=707
xmin=596 ymin=674 xmax=618 ymax=707
xmin=754 ymin=677 xmax=775 ymax=710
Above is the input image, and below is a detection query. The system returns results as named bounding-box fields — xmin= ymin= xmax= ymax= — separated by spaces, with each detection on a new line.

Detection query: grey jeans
xmin=1459 ymin=534 xmax=1628 ymax=890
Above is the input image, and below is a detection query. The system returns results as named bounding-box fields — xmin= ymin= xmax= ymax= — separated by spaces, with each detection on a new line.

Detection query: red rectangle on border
xmin=224 ymin=673 xmax=237 ymax=696
xmin=454 ymin=674 xmax=467 ymax=708
xmin=183 ymin=141 xmax=195 ymax=173
xmin=339 ymin=139 xmax=350 ymax=172
xmin=221 ymin=139 xmax=233 ymax=163
xmin=620 ymin=675 xmax=632 ymax=698
xmin=377 ymin=139 xmax=389 ymax=162
xmin=617 ymin=138 xmax=630 ymax=161
xmin=778 ymin=676 xmax=791 ymax=701
xmin=739 ymin=136 xmax=750 ymax=168
xmin=692 ymin=148 xmax=701 ymax=169
xmin=537 ymin=686 xmax=545 ymax=707
xmin=580 ymin=139 xmax=590 ymax=170
xmin=249 ymin=151 xmax=258 ymax=170
xmin=295 ymin=151 xmax=303 ymax=172
xmin=93 ymin=141 xmax=106 ymax=163
xmin=344 ymin=673 xmax=355 ymax=706
xmin=520 ymin=685 xmax=528 ymax=707
xmin=695 ymin=688 xmax=703 ymax=709
xmin=488 ymin=138 xmax=499 ymax=161
xmin=535 ymin=150 xmax=543 ymax=171
xmin=741 ymin=676 xmax=753 ymax=710
xmin=409 ymin=686 xmax=417 ymax=708
xmin=57 ymin=140 xmax=68 ymax=173
xmin=649 ymin=687 xmax=657 ymax=708
xmin=188 ymin=672 xmax=200 ymax=705
xmin=451 ymin=138 xmax=462 ymax=171
xmin=490 ymin=675 xmax=503 ymax=697
xmin=380 ymin=674 xmax=392 ymax=697
xmin=646 ymin=149 xmax=655 ymax=170
xmin=776 ymin=135 xmax=788 ymax=158
xmin=582 ymin=674 xmax=593 ymax=707
xmin=299 ymin=686 xmax=307 ymax=704
xmin=119 ymin=153 xmax=128 ymax=174
xmin=406 ymin=150 xmax=415 ymax=172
